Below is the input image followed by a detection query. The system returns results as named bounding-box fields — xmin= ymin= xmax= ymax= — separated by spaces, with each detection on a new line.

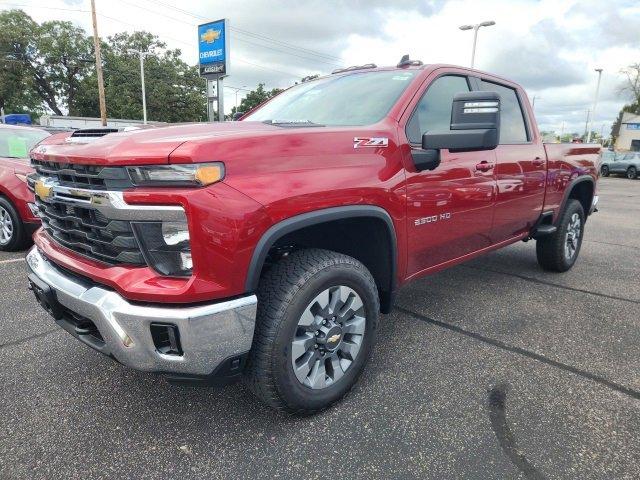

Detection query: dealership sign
xmin=198 ymin=19 xmax=229 ymax=78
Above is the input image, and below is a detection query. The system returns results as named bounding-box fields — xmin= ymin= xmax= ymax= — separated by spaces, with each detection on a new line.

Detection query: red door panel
xmin=404 ymin=148 xmax=496 ymax=277
xmin=491 ymin=144 xmax=547 ymax=241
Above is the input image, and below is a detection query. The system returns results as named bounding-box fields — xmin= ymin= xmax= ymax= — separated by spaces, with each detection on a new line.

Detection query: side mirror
xmin=413 ymin=91 xmax=500 ymax=171
xmin=232 ymin=111 xmax=245 ymax=121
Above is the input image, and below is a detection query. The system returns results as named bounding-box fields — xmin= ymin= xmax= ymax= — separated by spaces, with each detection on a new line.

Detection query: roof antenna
xmin=397 ymin=54 xmax=423 ymax=68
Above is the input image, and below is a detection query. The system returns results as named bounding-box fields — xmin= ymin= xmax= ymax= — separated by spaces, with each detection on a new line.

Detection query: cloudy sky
xmin=2 ymin=0 xmax=639 ymax=135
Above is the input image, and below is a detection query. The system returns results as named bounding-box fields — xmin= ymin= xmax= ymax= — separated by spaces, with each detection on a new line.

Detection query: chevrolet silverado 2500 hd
xmin=25 ymin=61 xmax=600 ymax=414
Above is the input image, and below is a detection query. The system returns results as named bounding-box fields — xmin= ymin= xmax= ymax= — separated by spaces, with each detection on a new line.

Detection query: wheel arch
xmin=557 ymin=175 xmax=595 ymax=223
xmin=245 ymin=206 xmax=398 ymax=313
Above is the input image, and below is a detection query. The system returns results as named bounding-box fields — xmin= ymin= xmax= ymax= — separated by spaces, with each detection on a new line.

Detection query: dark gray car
xmin=601 ymin=152 xmax=640 ymax=179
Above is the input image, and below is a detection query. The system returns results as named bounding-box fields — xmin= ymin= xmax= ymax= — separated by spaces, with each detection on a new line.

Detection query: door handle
xmin=475 ymin=161 xmax=494 ymax=172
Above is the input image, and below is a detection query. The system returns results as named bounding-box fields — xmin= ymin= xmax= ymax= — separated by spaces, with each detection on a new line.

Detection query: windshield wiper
xmin=262 ymin=119 xmax=324 ymax=127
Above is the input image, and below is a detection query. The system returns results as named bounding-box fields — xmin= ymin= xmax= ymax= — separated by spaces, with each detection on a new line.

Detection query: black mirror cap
xmin=451 ymin=91 xmax=500 ymax=131
xmin=422 ymin=128 xmax=499 ymax=151
xmin=232 ymin=112 xmax=245 ymax=121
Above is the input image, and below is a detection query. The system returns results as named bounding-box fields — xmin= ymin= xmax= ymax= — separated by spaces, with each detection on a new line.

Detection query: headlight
xmin=132 ymin=221 xmax=192 ymax=276
xmin=127 ymin=163 xmax=224 ymax=187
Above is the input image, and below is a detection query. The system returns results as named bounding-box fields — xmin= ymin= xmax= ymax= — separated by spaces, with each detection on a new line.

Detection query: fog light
xmin=180 ymin=252 xmax=193 ymax=271
xmin=132 ymin=220 xmax=193 ymax=277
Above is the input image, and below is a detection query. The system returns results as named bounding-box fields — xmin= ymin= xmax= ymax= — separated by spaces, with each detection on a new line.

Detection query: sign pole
xmin=217 ymin=77 xmax=224 ymax=121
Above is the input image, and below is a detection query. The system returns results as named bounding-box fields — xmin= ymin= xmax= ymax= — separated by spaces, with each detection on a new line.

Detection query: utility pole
xmin=583 ymin=109 xmax=591 ymax=140
xmin=459 ymin=21 xmax=496 ymax=68
xmin=90 ymin=0 xmax=107 ymax=126
xmin=560 ymin=121 xmax=565 ymax=142
xmin=532 ymin=95 xmax=540 ymax=110
xmin=128 ymin=49 xmax=150 ymax=124
xmin=586 ymin=68 xmax=603 ymax=143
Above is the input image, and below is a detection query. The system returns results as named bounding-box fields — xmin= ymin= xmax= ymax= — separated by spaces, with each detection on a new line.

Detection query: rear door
xmin=401 ymin=72 xmax=496 ymax=277
xmin=474 ymin=79 xmax=547 ymax=242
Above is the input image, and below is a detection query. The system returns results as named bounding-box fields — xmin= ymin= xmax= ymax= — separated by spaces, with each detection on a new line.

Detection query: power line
xmin=112 ymin=0 xmax=342 ymax=67
xmin=2 ymin=2 xmax=306 ymax=79
xmin=141 ymin=0 xmax=343 ymax=63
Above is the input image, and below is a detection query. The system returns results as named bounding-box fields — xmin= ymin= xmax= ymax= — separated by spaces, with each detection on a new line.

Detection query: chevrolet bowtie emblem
xmin=34 ymin=180 xmax=52 ymax=200
xmin=200 ymin=28 xmax=221 ymax=43
xmin=328 ymin=334 xmax=341 ymax=343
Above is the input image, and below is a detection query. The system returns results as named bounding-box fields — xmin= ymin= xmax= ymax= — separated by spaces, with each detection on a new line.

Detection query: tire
xmin=600 ymin=165 xmax=609 ymax=177
xmin=627 ymin=166 xmax=637 ymax=179
xmin=536 ymin=199 xmax=585 ymax=272
xmin=244 ymin=248 xmax=379 ymax=415
xmin=0 ymin=197 xmax=27 ymax=252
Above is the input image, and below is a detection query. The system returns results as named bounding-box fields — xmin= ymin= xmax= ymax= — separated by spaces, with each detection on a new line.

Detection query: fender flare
xmin=555 ymin=175 xmax=595 ymax=223
xmin=244 ymin=205 xmax=398 ymax=296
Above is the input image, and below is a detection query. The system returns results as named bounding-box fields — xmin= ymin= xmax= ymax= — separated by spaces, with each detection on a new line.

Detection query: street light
xmin=227 ymin=85 xmax=247 ymax=110
xmin=459 ymin=20 xmax=495 ymax=68
xmin=127 ymin=49 xmax=152 ymax=124
xmin=586 ymin=68 xmax=603 ymax=143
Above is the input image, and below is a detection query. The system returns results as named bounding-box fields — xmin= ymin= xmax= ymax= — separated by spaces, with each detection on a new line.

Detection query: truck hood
xmin=30 ymin=122 xmax=281 ymax=166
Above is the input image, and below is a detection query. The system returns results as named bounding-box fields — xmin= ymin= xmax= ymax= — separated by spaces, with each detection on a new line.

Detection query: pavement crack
xmin=396 ymin=306 xmax=640 ymax=401
xmin=583 ymin=239 xmax=637 ymax=250
xmin=0 ymin=328 xmax=60 ymax=349
xmin=461 ymin=265 xmax=640 ymax=305
xmin=488 ymin=384 xmax=546 ymax=480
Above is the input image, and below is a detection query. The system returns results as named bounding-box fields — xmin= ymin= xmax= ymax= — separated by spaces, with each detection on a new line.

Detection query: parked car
xmin=0 ymin=125 xmax=50 ymax=250
xmin=25 ymin=61 xmax=600 ymax=414
xmin=601 ymin=151 xmax=640 ymax=179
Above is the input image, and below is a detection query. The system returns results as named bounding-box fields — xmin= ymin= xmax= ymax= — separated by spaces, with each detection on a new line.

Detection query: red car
xmin=26 ymin=61 xmax=600 ymax=413
xmin=0 ymin=125 xmax=50 ymax=250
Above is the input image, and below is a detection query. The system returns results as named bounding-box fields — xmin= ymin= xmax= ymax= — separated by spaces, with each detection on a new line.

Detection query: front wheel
xmin=536 ymin=199 xmax=585 ymax=272
xmin=627 ymin=166 xmax=637 ymax=179
xmin=244 ymin=248 xmax=379 ymax=414
xmin=0 ymin=197 xmax=27 ymax=252
xmin=600 ymin=165 xmax=609 ymax=177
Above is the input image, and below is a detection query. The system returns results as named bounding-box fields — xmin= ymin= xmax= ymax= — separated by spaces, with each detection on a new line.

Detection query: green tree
xmin=231 ymin=83 xmax=283 ymax=117
xmin=0 ymin=9 xmax=94 ymax=116
xmin=74 ymin=31 xmax=206 ymax=122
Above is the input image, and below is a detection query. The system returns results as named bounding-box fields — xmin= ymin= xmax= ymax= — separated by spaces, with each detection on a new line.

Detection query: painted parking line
xmin=0 ymin=258 xmax=25 ymax=265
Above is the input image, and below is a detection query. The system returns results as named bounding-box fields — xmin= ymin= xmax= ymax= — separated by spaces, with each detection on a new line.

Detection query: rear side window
xmin=406 ymin=75 xmax=470 ymax=144
xmin=479 ymin=80 xmax=528 ymax=144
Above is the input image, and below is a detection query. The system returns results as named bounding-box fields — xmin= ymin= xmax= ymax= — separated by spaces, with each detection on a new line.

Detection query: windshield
xmin=0 ymin=128 xmax=49 ymax=159
xmin=245 ymin=70 xmax=417 ymax=126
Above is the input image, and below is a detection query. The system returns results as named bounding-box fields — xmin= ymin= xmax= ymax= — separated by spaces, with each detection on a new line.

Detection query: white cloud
xmin=3 ymin=0 xmax=638 ymax=132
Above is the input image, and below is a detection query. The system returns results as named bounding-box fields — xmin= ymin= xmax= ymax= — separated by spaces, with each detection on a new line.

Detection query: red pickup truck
xmin=25 ymin=61 xmax=599 ymax=414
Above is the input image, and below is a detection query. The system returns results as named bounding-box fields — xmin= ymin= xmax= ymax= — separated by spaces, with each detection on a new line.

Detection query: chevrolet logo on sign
xmin=200 ymin=28 xmax=221 ymax=44
xmin=34 ymin=180 xmax=52 ymax=200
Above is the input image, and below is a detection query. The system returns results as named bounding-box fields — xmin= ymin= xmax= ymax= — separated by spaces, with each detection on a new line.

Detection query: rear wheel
xmin=536 ymin=199 xmax=585 ymax=272
xmin=0 ymin=197 xmax=27 ymax=252
xmin=600 ymin=165 xmax=609 ymax=177
xmin=244 ymin=248 xmax=379 ymax=414
xmin=627 ymin=166 xmax=637 ymax=179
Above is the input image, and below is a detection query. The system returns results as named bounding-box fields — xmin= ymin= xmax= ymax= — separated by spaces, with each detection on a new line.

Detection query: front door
xmin=402 ymin=73 xmax=496 ymax=278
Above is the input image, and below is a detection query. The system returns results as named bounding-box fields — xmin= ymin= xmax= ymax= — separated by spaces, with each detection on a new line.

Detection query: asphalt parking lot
xmin=1 ymin=177 xmax=638 ymax=479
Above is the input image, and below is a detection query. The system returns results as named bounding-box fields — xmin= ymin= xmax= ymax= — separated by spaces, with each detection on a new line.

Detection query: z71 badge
xmin=353 ymin=137 xmax=388 ymax=149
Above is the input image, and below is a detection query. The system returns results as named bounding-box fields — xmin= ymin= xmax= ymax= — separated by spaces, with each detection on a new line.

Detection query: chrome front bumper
xmin=26 ymin=247 xmax=257 ymax=377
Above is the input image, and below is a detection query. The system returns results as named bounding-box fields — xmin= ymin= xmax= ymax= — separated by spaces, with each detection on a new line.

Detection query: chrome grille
xmin=31 ymin=160 xmax=133 ymax=190
xmin=36 ymin=197 xmax=145 ymax=265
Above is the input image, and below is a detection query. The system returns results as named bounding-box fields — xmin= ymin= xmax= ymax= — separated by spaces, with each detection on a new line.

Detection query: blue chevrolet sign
xmin=198 ymin=19 xmax=229 ymax=77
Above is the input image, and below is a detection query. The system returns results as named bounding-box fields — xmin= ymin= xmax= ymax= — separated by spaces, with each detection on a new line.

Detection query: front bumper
xmin=26 ymin=247 xmax=257 ymax=378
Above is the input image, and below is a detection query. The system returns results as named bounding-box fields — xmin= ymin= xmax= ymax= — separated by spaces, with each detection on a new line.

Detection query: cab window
xmin=479 ymin=80 xmax=529 ymax=144
xmin=406 ymin=75 xmax=470 ymax=144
